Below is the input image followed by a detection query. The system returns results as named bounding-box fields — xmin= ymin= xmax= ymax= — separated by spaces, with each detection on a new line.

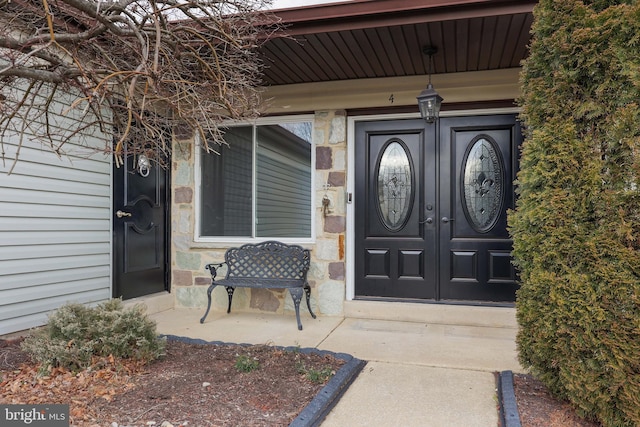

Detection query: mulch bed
xmin=2 ymin=336 xmax=605 ymax=427
xmin=513 ymin=373 xmax=602 ymax=427
xmin=1 ymin=337 xmax=345 ymax=426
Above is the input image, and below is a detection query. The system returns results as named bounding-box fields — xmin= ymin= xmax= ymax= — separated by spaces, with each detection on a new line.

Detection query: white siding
xmin=0 ymin=85 xmax=112 ymax=335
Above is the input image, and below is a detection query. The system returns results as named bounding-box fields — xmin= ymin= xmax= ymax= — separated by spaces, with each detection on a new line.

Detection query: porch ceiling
xmin=260 ymin=0 xmax=536 ymax=86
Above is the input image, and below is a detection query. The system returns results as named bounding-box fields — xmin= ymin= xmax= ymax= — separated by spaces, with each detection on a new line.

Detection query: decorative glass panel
xmin=377 ymin=141 xmax=413 ymax=231
xmin=462 ymin=137 xmax=504 ymax=232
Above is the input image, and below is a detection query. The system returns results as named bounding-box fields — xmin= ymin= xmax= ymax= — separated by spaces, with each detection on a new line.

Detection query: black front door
xmin=354 ymin=114 xmax=520 ymax=302
xmin=113 ymin=146 xmax=169 ymax=299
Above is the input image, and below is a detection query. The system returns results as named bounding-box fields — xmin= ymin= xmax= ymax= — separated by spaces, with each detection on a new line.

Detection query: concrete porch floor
xmin=143 ymin=298 xmax=523 ymax=426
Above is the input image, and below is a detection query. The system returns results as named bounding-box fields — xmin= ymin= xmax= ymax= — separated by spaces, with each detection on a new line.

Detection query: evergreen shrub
xmin=510 ymin=1 xmax=640 ymax=426
xmin=21 ymin=299 xmax=165 ymax=373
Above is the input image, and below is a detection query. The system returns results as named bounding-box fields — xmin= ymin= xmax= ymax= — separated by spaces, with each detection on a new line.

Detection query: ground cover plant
xmin=510 ymin=1 xmax=640 ymax=426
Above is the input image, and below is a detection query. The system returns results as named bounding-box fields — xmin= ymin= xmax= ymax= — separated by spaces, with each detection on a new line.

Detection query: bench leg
xmin=304 ymin=284 xmax=316 ymax=319
xmin=200 ymin=284 xmax=218 ymax=324
xmin=225 ymin=286 xmax=235 ymax=313
xmin=289 ymin=288 xmax=304 ymax=330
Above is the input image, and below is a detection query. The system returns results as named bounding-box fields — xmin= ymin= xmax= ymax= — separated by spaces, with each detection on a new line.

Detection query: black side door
xmin=113 ymin=146 xmax=169 ymax=299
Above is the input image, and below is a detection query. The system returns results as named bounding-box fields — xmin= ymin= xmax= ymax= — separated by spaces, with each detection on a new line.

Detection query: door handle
xmin=116 ymin=210 xmax=132 ymax=218
xmin=420 ymin=217 xmax=434 ymax=224
xmin=441 ymin=217 xmax=454 ymax=224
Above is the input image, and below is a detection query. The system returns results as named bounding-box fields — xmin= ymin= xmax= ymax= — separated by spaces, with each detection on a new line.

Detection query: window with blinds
xmin=199 ymin=119 xmax=313 ymax=240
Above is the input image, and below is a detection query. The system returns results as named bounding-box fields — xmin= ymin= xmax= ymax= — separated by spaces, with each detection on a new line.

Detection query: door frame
xmin=346 ymin=107 xmax=520 ymax=301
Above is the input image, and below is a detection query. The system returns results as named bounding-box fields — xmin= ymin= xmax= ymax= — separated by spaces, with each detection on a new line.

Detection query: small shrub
xmin=296 ymin=360 xmax=335 ymax=384
xmin=234 ymin=353 xmax=259 ymax=373
xmin=21 ymin=299 xmax=165 ymax=373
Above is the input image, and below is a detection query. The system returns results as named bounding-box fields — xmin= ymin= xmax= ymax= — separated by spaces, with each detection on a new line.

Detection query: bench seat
xmin=199 ymin=241 xmax=316 ymax=330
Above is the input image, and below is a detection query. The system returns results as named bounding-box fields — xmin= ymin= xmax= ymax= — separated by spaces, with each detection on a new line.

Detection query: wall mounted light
xmin=417 ymin=46 xmax=443 ymax=123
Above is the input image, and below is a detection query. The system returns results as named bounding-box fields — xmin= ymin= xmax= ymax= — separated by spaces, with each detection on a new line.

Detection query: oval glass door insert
xmin=376 ymin=140 xmax=413 ymax=231
xmin=462 ymin=136 xmax=504 ymax=232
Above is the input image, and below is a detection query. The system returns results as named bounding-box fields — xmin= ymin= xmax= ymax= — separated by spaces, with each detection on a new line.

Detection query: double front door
xmin=355 ymin=114 xmax=520 ymax=302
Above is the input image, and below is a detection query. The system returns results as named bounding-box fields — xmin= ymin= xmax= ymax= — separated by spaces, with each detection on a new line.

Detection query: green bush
xmin=296 ymin=360 xmax=335 ymax=384
xmin=510 ymin=1 xmax=640 ymax=426
xmin=234 ymin=353 xmax=260 ymax=372
xmin=21 ymin=299 xmax=165 ymax=373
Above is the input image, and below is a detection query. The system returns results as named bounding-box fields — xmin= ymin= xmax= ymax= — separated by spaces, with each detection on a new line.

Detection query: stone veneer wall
xmin=170 ymin=110 xmax=347 ymax=318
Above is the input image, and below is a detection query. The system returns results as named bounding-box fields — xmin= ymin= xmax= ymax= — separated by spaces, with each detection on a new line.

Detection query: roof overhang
xmin=268 ymin=0 xmax=536 ymax=35
xmin=260 ymin=0 xmax=535 ymax=112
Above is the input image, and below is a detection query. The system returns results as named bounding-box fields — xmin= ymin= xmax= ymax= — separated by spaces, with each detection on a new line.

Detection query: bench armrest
xmin=205 ymin=262 xmax=226 ymax=280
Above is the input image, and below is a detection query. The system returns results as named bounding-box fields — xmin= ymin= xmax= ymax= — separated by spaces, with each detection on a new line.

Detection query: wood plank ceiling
xmin=260 ymin=0 xmax=536 ymax=86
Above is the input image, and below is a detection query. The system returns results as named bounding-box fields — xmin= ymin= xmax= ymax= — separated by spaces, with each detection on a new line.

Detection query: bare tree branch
xmin=0 ymin=0 xmax=279 ymax=170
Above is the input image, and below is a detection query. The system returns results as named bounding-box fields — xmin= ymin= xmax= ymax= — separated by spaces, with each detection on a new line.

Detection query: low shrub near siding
xmin=21 ymin=299 xmax=165 ymax=373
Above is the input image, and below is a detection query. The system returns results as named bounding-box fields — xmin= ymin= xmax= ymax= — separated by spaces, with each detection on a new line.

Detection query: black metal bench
xmin=199 ymin=241 xmax=316 ymax=330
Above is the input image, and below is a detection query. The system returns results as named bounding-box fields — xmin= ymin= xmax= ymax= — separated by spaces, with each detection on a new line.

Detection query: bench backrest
xmin=225 ymin=241 xmax=310 ymax=281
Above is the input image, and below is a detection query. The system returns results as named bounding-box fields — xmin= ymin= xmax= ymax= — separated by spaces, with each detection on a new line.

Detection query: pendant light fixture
xmin=417 ymin=46 xmax=443 ymax=123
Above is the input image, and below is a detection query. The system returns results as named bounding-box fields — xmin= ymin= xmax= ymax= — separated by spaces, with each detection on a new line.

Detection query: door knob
xmin=116 ymin=210 xmax=132 ymax=218
xmin=441 ymin=217 xmax=454 ymax=223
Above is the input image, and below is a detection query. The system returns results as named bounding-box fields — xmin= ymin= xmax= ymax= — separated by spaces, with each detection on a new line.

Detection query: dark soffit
xmin=260 ymin=0 xmax=536 ymax=86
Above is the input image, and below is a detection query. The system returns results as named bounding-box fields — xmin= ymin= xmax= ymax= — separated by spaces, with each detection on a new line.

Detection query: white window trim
xmin=194 ymin=115 xmax=316 ymax=245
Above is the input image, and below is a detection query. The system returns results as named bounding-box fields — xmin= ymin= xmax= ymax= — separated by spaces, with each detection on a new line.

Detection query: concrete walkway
xmin=146 ymin=299 xmax=522 ymax=427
